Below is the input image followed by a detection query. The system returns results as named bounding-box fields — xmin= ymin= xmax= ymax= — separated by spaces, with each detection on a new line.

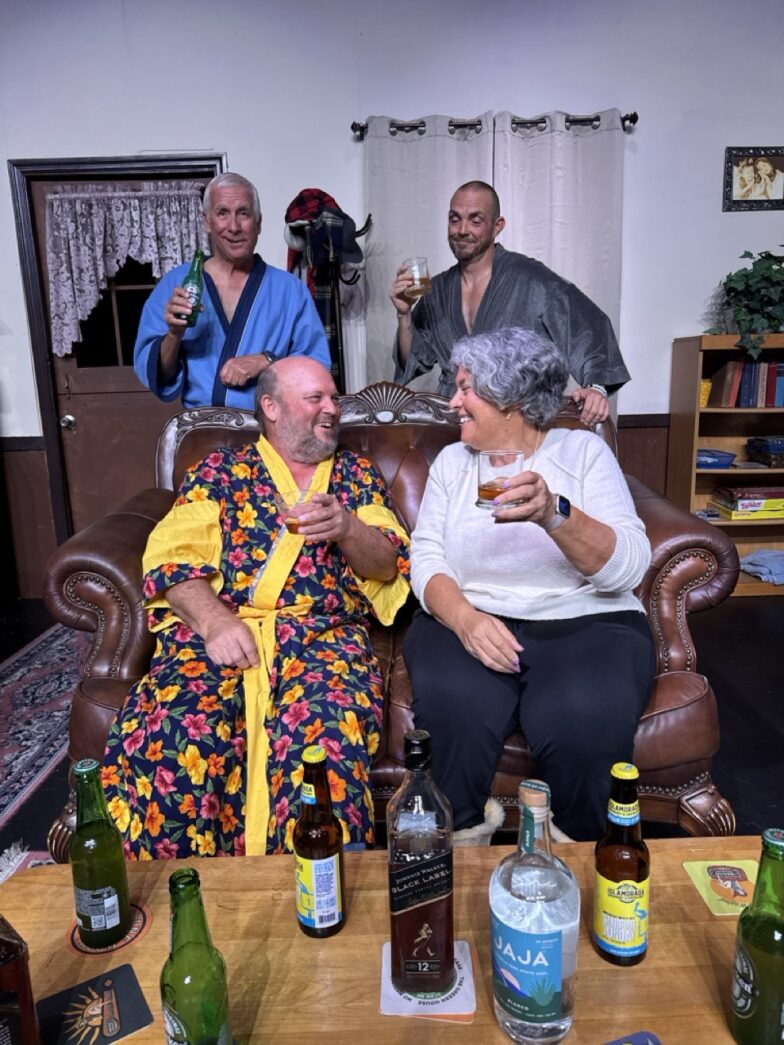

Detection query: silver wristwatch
xmin=542 ymin=494 xmax=571 ymax=533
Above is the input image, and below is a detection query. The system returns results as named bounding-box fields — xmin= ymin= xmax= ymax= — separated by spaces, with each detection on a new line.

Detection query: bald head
xmin=255 ymin=358 xmax=340 ymax=463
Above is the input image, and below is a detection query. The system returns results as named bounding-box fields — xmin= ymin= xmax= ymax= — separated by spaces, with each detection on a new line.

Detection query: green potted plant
xmin=709 ymin=248 xmax=784 ymax=357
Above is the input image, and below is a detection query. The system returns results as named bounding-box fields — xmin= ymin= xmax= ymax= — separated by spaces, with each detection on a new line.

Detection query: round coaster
xmin=66 ymin=902 xmax=152 ymax=956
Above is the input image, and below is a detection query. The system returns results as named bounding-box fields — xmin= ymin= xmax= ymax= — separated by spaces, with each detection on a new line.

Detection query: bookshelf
xmin=667 ymin=335 xmax=784 ymax=596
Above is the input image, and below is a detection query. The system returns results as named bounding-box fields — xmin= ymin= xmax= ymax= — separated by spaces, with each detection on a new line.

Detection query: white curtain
xmin=361 ymin=109 xmax=624 ymax=391
xmin=46 ymin=182 xmax=209 ymax=357
xmin=494 ymin=109 xmax=625 ymax=336
xmin=361 ymin=113 xmax=494 ymax=389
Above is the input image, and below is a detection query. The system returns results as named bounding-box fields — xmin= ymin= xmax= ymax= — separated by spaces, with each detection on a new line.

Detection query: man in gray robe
xmin=389 ymin=180 xmax=630 ymax=425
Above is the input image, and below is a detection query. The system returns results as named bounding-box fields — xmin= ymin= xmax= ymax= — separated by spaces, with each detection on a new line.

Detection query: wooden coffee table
xmin=0 ymin=836 xmax=756 ymax=1043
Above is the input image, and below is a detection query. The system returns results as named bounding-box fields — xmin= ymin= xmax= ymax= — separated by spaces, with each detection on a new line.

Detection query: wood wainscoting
xmin=618 ymin=413 xmax=669 ymax=495
xmin=1 ymin=438 xmax=57 ymax=601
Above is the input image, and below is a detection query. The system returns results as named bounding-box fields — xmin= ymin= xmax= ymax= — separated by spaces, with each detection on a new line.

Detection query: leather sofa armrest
xmin=43 ymin=488 xmax=175 ymax=681
xmin=628 ymin=476 xmax=740 ymax=673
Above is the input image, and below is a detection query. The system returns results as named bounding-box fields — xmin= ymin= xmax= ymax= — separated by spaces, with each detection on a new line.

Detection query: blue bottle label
xmin=491 ymin=913 xmax=563 ymax=1022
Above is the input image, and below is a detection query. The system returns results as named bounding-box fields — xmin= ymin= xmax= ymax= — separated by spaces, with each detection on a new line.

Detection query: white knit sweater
xmin=411 ymin=428 xmax=651 ymax=621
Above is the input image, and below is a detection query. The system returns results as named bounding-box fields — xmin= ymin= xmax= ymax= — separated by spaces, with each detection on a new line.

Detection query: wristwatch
xmin=542 ymin=494 xmax=571 ymax=533
xmin=262 ymin=351 xmax=275 ymax=365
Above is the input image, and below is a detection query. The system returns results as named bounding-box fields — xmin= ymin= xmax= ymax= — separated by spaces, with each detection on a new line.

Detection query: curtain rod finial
xmin=621 ymin=112 xmax=639 ymax=132
xmin=351 ymin=122 xmax=367 ymax=141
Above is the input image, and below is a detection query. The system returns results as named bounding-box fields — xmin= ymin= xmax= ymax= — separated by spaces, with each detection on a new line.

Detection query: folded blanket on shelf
xmin=739 ymin=549 xmax=784 ymax=585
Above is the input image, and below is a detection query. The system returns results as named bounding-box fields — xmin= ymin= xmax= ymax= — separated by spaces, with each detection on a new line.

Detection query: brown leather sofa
xmin=44 ymin=383 xmax=740 ymax=861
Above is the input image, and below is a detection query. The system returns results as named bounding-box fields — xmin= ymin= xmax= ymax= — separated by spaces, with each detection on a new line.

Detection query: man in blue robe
xmin=134 ymin=172 xmax=330 ymax=409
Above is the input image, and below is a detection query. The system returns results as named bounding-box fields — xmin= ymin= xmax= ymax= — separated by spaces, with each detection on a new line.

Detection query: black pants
xmin=404 ymin=609 xmax=656 ymax=841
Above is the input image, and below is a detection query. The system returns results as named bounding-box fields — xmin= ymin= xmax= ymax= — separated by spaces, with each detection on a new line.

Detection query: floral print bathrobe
xmin=102 ymin=436 xmax=410 ymax=858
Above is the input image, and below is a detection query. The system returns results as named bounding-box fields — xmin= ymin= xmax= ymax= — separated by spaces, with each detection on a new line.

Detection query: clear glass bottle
xmin=730 ymin=827 xmax=784 ymax=1044
xmin=0 ymin=916 xmax=41 ymax=1044
xmin=70 ymin=757 xmax=131 ymax=949
xmin=387 ymin=729 xmax=455 ymax=995
xmin=593 ymin=762 xmax=650 ymax=966
xmin=176 ymin=249 xmax=205 ymax=326
xmin=160 ymin=868 xmax=232 ymax=1045
xmin=489 ymin=779 xmax=580 ymax=1044
xmin=293 ymin=745 xmax=346 ymax=937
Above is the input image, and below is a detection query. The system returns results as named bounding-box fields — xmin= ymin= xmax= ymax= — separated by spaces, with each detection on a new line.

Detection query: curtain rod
xmin=350 ymin=112 xmax=638 ymax=141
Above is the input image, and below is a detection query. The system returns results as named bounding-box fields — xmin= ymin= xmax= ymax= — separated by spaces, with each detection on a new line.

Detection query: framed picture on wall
xmin=723 ymin=147 xmax=784 ymax=211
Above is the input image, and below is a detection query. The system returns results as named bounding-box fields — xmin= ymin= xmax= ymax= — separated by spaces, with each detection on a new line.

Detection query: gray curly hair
xmin=451 ymin=327 xmax=567 ymax=428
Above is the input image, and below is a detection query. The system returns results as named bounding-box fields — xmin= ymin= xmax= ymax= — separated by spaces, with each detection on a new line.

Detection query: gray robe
xmin=394 ymin=245 xmax=630 ymax=398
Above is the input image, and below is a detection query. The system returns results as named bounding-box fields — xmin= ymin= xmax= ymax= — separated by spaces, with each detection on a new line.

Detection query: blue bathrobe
xmin=134 ymin=254 xmax=330 ymax=409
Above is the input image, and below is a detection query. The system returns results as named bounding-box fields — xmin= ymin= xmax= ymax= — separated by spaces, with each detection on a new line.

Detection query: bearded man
xmin=103 ymin=358 xmax=410 ymax=857
xmin=390 ymin=180 xmax=630 ymax=425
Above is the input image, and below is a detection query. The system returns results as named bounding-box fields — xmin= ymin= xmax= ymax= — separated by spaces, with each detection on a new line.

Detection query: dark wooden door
xmin=9 ymin=154 xmax=225 ymax=543
xmin=53 ymin=358 xmax=180 ymax=532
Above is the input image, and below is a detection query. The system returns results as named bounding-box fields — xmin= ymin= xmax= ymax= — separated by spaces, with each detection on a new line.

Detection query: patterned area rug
xmin=0 ymin=843 xmax=53 ymax=884
xmin=0 ymin=624 xmax=90 ymax=831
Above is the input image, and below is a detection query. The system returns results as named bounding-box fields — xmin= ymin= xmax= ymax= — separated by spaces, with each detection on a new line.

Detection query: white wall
xmin=1 ymin=0 xmax=782 ymax=436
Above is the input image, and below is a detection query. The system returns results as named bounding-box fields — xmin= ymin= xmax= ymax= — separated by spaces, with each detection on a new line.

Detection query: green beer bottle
xmin=70 ymin=758 xmax=131 ymax=949
xmin=160 ymin=869 xmax=232 ymax=1045
xmin=176 ymin=249 xmax=205 ymax=326
xmin=730 ymin=827 xmax=784 ymax=1044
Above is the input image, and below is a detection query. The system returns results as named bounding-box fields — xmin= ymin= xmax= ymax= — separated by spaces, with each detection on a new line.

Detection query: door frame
xmin=7 ymin=152 xmax=226 ymax=544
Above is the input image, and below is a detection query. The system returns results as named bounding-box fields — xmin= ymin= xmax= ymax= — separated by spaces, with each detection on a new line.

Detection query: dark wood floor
xmin=0 ymin=596 xmax=781 ymax=856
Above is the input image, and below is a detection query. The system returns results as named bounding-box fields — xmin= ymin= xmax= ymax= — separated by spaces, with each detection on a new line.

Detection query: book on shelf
xmin=756 ymin=361 xmax=769 ymax=407
xmin=712 ymin=485 xmax=784 ymax=511
xmin=708 ymin=501 xmax=784 ymax=520
xmin=727 ymin=360 xmax=744 ymax=407
xmin=707 ymin=360 xmax=739 ymax=407
xmin=777 ymin=362 xmax=784 ymax=408
xmin=765 ymin=361 xmax=779 ymax=407
xmin=738 ymin=361 xmax=758 ymax=408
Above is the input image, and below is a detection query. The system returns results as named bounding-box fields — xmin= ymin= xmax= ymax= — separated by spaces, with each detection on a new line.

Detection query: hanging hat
xmin=284 ymin=189 xmax=364 ymax=266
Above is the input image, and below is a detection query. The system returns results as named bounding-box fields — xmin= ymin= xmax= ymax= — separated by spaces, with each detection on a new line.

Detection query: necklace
xmin=525 ymin=428 xmax=544 ymax=470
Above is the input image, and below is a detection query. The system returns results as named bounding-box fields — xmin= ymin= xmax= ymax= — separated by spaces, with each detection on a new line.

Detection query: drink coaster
xmin=66 ymin=902 xmax=152 ymax=956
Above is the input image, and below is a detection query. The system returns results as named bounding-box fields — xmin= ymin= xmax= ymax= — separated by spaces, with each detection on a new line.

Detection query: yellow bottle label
xmin=593 ymin=871 xmax=649 ymax=957
xmin=607 ymin=798 xmax=640 ymax=826
xmin=301 ymin=782 xmax=316 ymax=805
xmin=295 ymin=853 xmax=343 ymax=929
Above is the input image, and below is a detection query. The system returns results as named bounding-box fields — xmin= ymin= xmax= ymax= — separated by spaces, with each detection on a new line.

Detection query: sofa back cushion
xmin=160 ymin=383 xmax=615 ymax=534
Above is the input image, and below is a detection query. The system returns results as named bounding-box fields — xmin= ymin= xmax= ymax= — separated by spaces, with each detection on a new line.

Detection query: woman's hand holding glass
xmin=490 ymin=468 xmax=553 ymax=528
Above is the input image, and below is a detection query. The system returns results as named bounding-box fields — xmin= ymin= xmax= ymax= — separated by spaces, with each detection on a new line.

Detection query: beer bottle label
xmin=607 ymin=798 xmax=640 ymax=826
xmin=163 ymin=1004 xmax=232 ymax=1045
xmin=74 ymin=885 xmax=121 ymax=930
xmin=301 ymin=782 xmax=316 ymax=805
xmin=182 ymin=280 xmax=201 ymax=305
xmin=593 ymin=872 xmax=649 ymax=957
xmin=0 ymin=992 xmax=24 ymax=1043
xmin=295 ymin=853 xmax=343 ymax=929
xmin=491 ymin=915 xmax=564 ymax=1023
xmin=731 ymin=939 xmax=757 ymax=1018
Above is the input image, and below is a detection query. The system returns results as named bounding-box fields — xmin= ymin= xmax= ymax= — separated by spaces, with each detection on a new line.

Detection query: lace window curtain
xmin=46 ymin=181 xmax=209 ymax=357
xmin=361 ymin=111 xmax=624 ymax=390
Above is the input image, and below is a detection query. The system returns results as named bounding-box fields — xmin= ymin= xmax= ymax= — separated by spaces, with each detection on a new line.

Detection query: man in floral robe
xmin=103 ymin=358 xmax=410 ymax=857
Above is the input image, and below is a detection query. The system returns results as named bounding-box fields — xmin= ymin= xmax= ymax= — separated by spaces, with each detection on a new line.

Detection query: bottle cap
xmin=303 ymin=745 xmax=327 ymax=764
xmin=518 ymin=779 xmax=550 ymax=808
xmin=610 ymin=762 xmax=639 ymax=781
xmin=74 ymin=758 xmax=100 ymax=775
xmin=762 ymin=827 xmax=784 ymax=854
xmin=403 ymin=730 xmax=432 ymax=771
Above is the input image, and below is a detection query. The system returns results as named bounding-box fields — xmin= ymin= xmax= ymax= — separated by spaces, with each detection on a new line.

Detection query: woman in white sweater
xmin=406 ymin=326 xmax=655 ymax=842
